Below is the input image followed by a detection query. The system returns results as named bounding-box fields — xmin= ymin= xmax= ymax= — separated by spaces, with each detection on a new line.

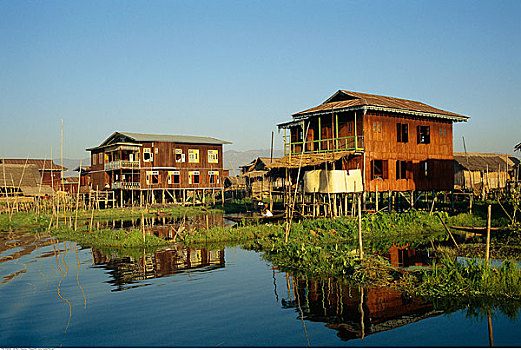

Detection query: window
xmin=208 ymin=171 xmax=219 ymax=184
xmin=146 ymin=170 xmax=159 ymax=185
xmin=167 ymin=171 xmax=180 ymax=184
xmin=348 ymin=122 xmax=353 ymax=133
xmin=417 ymin=126 xmax=430 ymax=144
xmin=92 ymin=154 xmax=97 ymax=166
xmin=98 ymin=153 xmax=103 ymax=164
xmin=439 ymin=127 xmax=447 ymax=137
xmin=188 ymin=149 xmax=199 ymax=163
xmin=188 ymin=171 xmax=200 ymax=184
xmin=208 ymin=150 xmax=218 ymax=164
xmin=143 ymin=148 xmax=153 ymax=162
xmin=420 ymin=161 xmax=429 ymax=178
xmin=396 ymin=160 xmax=408 ymax=179
xmin=373 ymin=121 xmax=382 ymax=133
xmin=175 ymin=149 xmax=185 ymax=163
xmin=371 ymin=160 xmax=388 ymax=179
xmin=397 ymin=123 xmax=409 ymax=143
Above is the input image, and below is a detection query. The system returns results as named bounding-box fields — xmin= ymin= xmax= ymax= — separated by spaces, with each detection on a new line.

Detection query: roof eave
xmin=290 ymin=105 xmax=469 ymax=123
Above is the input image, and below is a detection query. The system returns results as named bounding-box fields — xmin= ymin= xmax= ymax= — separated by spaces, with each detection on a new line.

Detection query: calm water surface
xmin=1 ymin=228 xmax=520 ymax=347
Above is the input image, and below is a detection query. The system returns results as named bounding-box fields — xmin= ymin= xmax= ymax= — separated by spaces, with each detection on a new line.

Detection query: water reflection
xmin=383 ymin=245 xmax=430 ymax=268
xmin=279 ymin=273 xmax=442 ymax=342
xmin=91 ymin=245 xmax=225 ymax=291
xmin=93 ymin=213 xmax=235 ymax=239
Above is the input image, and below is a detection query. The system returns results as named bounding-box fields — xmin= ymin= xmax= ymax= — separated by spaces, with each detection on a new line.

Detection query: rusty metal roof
xmin=291 ymin=90 xmax=468 ymax=121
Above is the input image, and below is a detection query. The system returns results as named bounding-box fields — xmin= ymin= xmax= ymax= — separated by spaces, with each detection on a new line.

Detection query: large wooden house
xmin=87 ymin=132 xmax=231 ymax=205
xmin=273 ymin=90 xmax=469 ymax=193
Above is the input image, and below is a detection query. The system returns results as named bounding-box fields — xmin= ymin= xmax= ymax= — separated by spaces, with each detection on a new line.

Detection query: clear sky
xmin=1 ymin=0 xmax=520 ymax=160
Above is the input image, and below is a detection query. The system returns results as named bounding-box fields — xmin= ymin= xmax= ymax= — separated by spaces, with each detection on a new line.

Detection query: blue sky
xmin=1 ymin=0 xmax=520 ymax=160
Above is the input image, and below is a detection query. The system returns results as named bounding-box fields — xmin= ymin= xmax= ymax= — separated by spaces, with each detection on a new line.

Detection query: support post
xmin=358 ymin=193 xmax=363 ymax=260
xmin=485 ymin=204 xmax=492 ymax=265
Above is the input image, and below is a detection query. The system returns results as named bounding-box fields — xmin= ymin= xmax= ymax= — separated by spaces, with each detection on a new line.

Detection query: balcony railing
xmin=286 ymin=135 xmax=364 ymax=155
xmin=112 ymin=181 xmax=140 ymax=189
xmin=105 ymin=160 xmax=140 ymax=171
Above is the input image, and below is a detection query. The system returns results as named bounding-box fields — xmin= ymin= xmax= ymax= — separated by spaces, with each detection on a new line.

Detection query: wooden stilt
xmin=358 ymin=193 xmax=363 ymax=260
xmin=485 ymin=204 xmax=492 ymax=265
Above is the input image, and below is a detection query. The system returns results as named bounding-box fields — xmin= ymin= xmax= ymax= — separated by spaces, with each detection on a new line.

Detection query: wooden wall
xmin=361 ymin=112 xmax=454 ymax=191
xmin=89 ymin=142 xmax=224 ymax=191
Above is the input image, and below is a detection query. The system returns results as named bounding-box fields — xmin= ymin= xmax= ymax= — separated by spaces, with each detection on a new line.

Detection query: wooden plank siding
xmin=287 ymin=111 xmax=455 ymax=192
xmin=88 ymin=135 xmax=226 ymax=191
xmin=362 ymin=112 xmax=454 ymax=192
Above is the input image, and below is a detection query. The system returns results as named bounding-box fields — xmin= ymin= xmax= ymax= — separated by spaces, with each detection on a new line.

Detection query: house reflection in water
xmin=383 ymin=244 xmax=430 ymax=268
xmin=91 ymin=245 xmax=225 ymax=290
xmin=281 ymin=274 xmax=442 ymax=342
xmin=95 ymin=213 xmax=230 ymax=239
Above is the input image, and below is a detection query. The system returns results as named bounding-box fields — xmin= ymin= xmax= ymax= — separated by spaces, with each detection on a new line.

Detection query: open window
xmin=396 ymin=160 xmax=409 ymax=179
xmin=208 ymin=171 xmax=219 ymax=184
xmin=417 ymin=126 xmax=430 ymax=144
xmin=397 ymin=123 xmax=409 ymax=143
xmin=146 ymin=170 xmax=159 ymax=185
xmin=175 ymin=149 xmax=185 ymax=163
xmin=371 ymin=160 xmax=388 ymax=179
xmin=168 ymin=171 xmax=180 ymax=184
xmin=143 ymin=148 xmax=154 ymax=162
xmin=420 ymin=160 xmax=429 ymax=178
xmin=188 ymin=171 xmax=200 ymax=184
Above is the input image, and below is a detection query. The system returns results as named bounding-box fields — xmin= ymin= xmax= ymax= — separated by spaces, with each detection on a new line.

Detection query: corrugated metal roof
xmin=292 ymin=90 xmax=468 ymax=121
xmin=1 ymin=159 xmax=67 ymax=171
xmin=89 ymin=131 xmax=232 ymax=150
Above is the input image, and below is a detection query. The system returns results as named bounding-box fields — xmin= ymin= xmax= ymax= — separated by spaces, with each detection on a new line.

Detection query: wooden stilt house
xmin=270 ymin=90 xmax=468 ymax=215
xmin=86 ymin=132 xmax=231 ymax=206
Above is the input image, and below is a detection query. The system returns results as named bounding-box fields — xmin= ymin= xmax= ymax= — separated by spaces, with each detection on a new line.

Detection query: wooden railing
xmin=286 ymin=135 xmax=364 ymax=155
xmin=112 ymin=181 xmax=140 ymax=189
xmin=105 ymin=160 xmax=140 ymax=171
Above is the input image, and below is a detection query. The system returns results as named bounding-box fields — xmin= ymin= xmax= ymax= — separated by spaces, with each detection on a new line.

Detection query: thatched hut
xmin=0 ymin=164 xmax=54 ymax=197
xmin=453 ymin=152 xmax=519 ymax=193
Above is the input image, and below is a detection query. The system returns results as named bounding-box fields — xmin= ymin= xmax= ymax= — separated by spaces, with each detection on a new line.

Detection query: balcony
xmin=105 ymin=160 xmax=140 ymax=171
xmin=112 ymin=181 xmax=140 ymax=190
xmin=286 ymin=135 xmax=364 ymax=156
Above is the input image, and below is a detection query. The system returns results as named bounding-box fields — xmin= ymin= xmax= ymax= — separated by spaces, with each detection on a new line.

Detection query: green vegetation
xmin=400 ymin=256 xmax=521 ymax=300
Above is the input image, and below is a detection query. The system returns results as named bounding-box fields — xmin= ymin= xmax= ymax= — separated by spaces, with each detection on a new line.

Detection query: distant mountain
xmin=54 ymin=158 xmax=90 ymax=178
xmin=224 ymin=149 xmax=284 ymax=175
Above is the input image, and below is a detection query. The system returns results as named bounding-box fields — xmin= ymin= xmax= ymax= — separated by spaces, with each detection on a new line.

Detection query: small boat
xmin=225 ymin=212 xmax=285 ymax=223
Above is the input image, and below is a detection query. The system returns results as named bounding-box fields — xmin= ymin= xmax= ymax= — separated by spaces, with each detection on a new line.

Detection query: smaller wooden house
xmin=0 ymin=164 xmax=54 ymax=198
xmin=453 ymin=152 xmax=519 ymax=192
xmin=239 ymin=157 xmax=283 ymax=199
xmin=0 ymin=159 xmax=67 ymax=189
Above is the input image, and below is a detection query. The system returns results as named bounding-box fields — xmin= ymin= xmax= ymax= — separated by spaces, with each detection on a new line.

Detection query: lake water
xmin=1 ymin=228 xmax=521 ymax=347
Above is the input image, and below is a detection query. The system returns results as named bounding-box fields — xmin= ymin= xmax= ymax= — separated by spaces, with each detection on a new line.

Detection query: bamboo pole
xmin=358 ymin=193 xmax=363 ymax=259
xmin=485 ymin=204 xmax=492 ymax=265
xmin=74 ymin=160 xmax=82 ymax=231
xmin=2 ymin=155 xmax=13 ymax=222
xmin=436 ymin=212 xmax=458 ymax=248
